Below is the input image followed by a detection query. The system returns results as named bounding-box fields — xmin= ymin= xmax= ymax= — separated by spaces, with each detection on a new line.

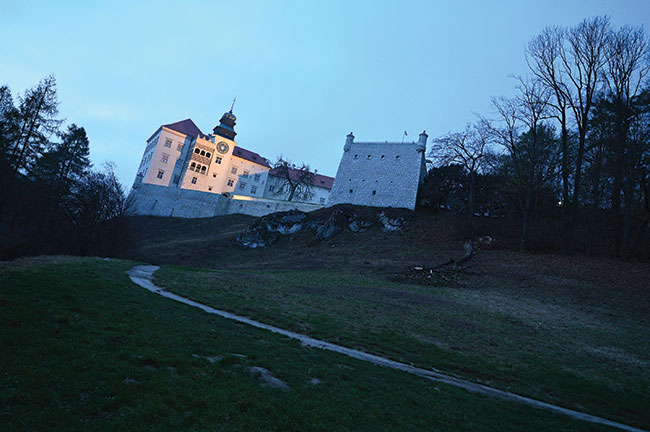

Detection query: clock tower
xmin=213 ymin=109 xmax=237 ymax=141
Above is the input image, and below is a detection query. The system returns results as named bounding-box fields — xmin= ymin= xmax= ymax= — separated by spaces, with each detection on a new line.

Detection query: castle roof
xmin=269 ymin=167 xmax=334 ymax=190
xmin=232 ymin=146 xmax=271 ymax=168
xmin=163 ymin=118 xmax=203 ymax=138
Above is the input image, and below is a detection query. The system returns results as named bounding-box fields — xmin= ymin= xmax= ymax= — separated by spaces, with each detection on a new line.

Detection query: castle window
xmin=231 ymin=167 xmax=238 ymax=174
xmin=157 ymin=170 xmax=164 ymax=179
xmin=396 ymin=155 xmax=400 ymax=159
xmin=206 ymin=152 xmax=211 ymax=158
xmin=200 ymin=166 xmax=207 ymax=174
xmin=251 ymin=186 xmax=258 ymax=194
xmin=239 ymin=182 xmax=246 ymax=190
xmin=269 ymin=185 xmax=275 ymax=192
xmin=194 ymin=148 xmax=200 ymax=154
xmin=354 ymin=154 xmax=359 ymax=159
xmin=243 ymin=170 xmax=249 ymax=178
xmin=164 ymin=139 xmax=172 ymax=148
xmin=372 ymin=190 xmax=377 ymax=195
xmin=367 ymin=154 xmax=371 ymax=158
xmin=161 ymin=153 xmax=169 ymax=163
xmin=254 ymin=173 xmax=261 ymax=182
xmin=200 ymin=150 xmax=206 ymax=156
xmin=191 ymin=177 xmax=197 ymax=184
xmin=320 ymin=198 xmax=326 ymax=204
xmin=190 ymin=162 xmax=196 ymax=171
xmin=208 ymin=186 xmax=213 ymax=191
xmin=349 ymin=189 xmax=353 ymax=193
xmin=215 ymin=156 xmax=222 ymax=164
xmin=173 ymin=175 xmax=180 ymax=184
xmin=381 ymin=155 xmax=385 ymax=159
xmin=213 ymin=173 xmax=217 ymax=178
xmin=227 ymin=178 xmax=234 ymax=187
xmin=177 ymin=143 xmax=183 ymax=152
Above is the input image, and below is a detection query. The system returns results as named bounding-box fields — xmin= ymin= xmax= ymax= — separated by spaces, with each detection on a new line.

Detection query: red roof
xmin=163 ymin=118 xmax=203 ymax=138
xmin=233 ymin=146 xmax=271 ymax=168
xmin=269 ymin=166 xmax=334 ymax=190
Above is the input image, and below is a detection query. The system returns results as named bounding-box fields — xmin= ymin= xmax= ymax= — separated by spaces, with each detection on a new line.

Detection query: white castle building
xmin=128 ymin=108 xmax=334 ymax=218
xmin=128 ymin=105 xmax=428 ymax=218
xmin=327 ymin=131 xmax=428 ymax=210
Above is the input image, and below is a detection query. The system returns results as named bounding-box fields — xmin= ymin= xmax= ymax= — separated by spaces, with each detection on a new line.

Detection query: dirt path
xmin=127 ymin=265 xmax=645 ymax=432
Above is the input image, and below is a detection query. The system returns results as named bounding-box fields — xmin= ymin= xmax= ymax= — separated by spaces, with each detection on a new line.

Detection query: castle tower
xmin=213 ymin=109 xmax=237 ymax=140
xmin=344 ymin=132 xmax=354 ymax=152
xmin=417 ymin=130 xmax=428 ymax=152
xmin=327 ymin=132 xmax=427 ymax=210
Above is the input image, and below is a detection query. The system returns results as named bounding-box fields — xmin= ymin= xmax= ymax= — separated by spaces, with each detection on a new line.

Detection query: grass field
xmin=154 ymin=264 xmax=650 ymax=430
xmin=0 ymin=256 xmax=626 ymax=431
xmin=113 ymin=210 xmax=650 ymax=430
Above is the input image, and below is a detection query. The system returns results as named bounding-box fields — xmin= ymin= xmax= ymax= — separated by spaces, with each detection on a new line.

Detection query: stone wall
xmin=128 ymin=183 xmax=324 ymax=218
xmin=327 ymin=140 xmax=426 ymax=210
xmin=128 ymin=182 xmax=230 ymax=218
xmin=226 ymin=198 xmax=324 ymax=217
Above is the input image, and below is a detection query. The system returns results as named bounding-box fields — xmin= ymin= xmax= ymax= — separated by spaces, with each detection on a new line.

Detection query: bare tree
xmin=64 ymin=162 xmax=130 ymax=255
xmin=485 ymin=79 xmax=557 ymax=252
xmin=527 ymin=27 xmax=572 ymax=211
xmin=603 ymin=24 xmax=650 ymax=256
xmin=559 ymin=16 xmax=611 ymax=236
xmin=271 ymin=157 xmax=315 ymax=202
xmin=429 ymin=122 xmax=489 ymax=214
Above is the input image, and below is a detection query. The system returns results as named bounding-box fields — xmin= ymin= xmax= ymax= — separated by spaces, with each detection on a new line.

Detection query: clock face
xmin=217 ymin=141 xmax=230 ymax=154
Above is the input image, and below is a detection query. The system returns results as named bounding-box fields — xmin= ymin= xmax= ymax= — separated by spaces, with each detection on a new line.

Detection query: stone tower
xmin=327 ymin=131 xmax=428 ymax=210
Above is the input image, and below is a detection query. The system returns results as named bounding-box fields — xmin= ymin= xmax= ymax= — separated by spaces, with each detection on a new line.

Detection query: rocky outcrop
xmin=236 ymin=205 xmax=411 ymax=248
xmin=378 ymin=211 xmax=409 ymax=232
xmin=236 ymin=210 xmax=307 ymax=249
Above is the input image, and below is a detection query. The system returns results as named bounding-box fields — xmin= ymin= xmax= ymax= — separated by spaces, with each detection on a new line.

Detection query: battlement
xmin=353 ymin=141 xmax=417 ymax=145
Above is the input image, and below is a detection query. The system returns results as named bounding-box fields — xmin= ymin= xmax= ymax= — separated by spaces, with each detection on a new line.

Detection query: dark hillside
xmin=117 ymin=205 xmax=650 ymax=310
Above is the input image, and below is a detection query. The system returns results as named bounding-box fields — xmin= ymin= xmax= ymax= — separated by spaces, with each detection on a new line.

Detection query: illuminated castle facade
xmin=129 ymin=109 xmax=333 ymax=218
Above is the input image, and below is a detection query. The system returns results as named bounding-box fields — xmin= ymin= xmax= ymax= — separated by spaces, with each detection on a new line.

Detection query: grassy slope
xmin=0 ymin=257 xmax=613 ymax=431
xmin=113 ymin=208 xmax=650 ymax=429
xmin=154 ymin=265 xmax=650 ymax=430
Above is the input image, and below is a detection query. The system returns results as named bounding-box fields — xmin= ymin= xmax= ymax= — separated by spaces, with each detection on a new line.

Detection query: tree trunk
xmin=520 ymin=190 xmax=532 ymax=252
xmin=468 ymin=172 xmax=475 ymax=216
xmin=560 ymin=113 xmax=570 ymax=210
xmin=568 ymin=127 xmax=587 ymax=249
xmin=620 ymin=151 xmax=635 ymax=259
xmin=611 ymin=131 xmax=626 ymax=255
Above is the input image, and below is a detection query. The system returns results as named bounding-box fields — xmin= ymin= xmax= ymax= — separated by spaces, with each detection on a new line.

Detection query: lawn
xmin=0 ymin=256 xmax=620 ymax=431
xmin=153 ymin=263 xmax=650 ymax=430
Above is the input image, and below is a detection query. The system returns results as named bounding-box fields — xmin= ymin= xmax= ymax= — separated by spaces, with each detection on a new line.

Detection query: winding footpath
xmin=127 ymin=265 xmax=644 ymax=432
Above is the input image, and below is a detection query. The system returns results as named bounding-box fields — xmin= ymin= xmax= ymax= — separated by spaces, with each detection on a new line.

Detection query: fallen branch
xmin=434 ymin=241 xmax=474 ymax=270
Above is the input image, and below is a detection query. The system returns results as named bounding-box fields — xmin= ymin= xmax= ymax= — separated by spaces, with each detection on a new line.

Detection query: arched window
xmin=200 ymin=150 xmax=206 ymax=156
xmin=200 ymin=166 xmax=206 ymax=174
xmin=190 ymin=162 xmax=196 ymax=171
xmin=206 ymin=152 xmax=211 ymax=158
xmin=194 ymin=148 xmax=200 ymax=154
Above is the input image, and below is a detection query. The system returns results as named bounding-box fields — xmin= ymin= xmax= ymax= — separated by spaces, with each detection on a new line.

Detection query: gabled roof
xmin=233 ymin=146 xmax=271 ymax=168
xmin=163 ymin=118 xmax=203 ymax=138
xmin=269 ymin=167 xmax=334 ymax=190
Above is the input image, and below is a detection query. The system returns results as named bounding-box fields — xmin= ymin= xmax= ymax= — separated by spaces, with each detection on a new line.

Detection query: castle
xmin=128 ymin=106 xmax=427 ymax=218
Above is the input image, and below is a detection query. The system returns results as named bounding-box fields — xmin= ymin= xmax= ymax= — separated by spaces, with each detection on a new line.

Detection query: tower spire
xmin=213 ymin=102 xmax=238 ymax=140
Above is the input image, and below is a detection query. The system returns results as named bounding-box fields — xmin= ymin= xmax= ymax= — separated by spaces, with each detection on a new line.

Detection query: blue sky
xmin=2 ymin=0 xmax=649 ymax=187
